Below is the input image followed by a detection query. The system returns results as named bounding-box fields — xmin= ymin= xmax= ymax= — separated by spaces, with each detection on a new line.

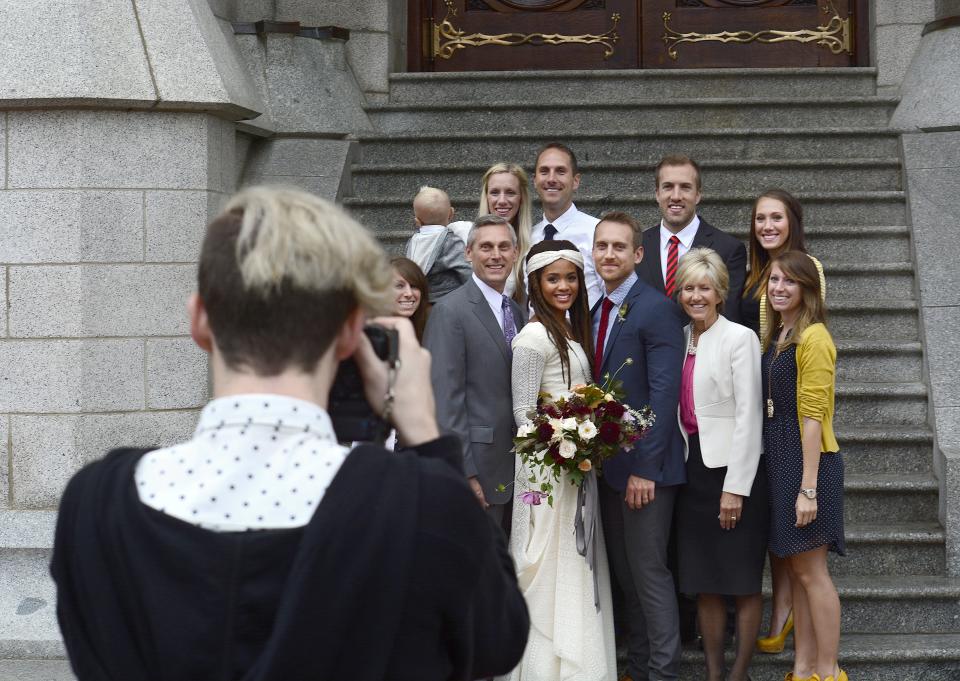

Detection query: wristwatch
xmin=800 ymin=488 xmax=817 ymax=499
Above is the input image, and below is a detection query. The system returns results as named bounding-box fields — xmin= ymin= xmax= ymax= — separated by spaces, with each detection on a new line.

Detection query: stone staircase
xmin=344 ymin=68 xmax=960 ymax=679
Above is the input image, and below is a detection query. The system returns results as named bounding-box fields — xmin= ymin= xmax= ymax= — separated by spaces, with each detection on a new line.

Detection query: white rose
xmin=578 ymin=421 xmax=598 ymax=441
xmin=560 ymin=417 xmax=578 ymax=432
xmin=558 ymin=439 xmax=577 ymax=459
xmin=517 ymin=422 xmax=536 ymax=438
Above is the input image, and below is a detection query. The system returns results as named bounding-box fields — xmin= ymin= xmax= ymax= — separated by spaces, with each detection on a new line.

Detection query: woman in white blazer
xmin=673 ymin=248 xmax=767 ymax=681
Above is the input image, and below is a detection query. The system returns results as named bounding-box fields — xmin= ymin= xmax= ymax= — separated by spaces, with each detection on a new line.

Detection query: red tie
xmin=594 ymin=298 xmax=615 ymax=382
xmin=665 ymin=235 xmax=680 ymax=298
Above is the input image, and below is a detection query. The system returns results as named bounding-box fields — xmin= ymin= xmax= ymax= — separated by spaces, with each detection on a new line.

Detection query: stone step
xmin=356 ymin=128 xmax=901 ymax=165
xmin=349 ymin=158 xmax=902 ymax=196
xmin=828 ymin=522 xmax=944 ymax=577
xmin=833 ymin=382 xmax=928 ymax=426
xmin=819 ymin=262 xmax=915 ymax=300
xmin=834 ymin=340 xmax=922 ymax=382
xmin=828 ymin=300 xmax=919 ymax=341
xmin=724 ymin=225 xmax=913 ymax=264
xmin=0 ymin=550 xmax=59 ymax=668
xmin=836 ymin=425 xmax=933 ymax=475
xmin=829 ymin=575 xmax=960 ymax=633
xmin=388 ymin=68 xmax=879 ymax=103
xmin=0 ymin=660 xmax=73 ymax=681
xmin=678 ymin=633 xmax=960 ymax=680
xmin=344 ymin=190 xmax=908 ymax=234
xmin=843 ymin=474 xmax=939 ymax=524
xmin=366 ymin=97 xmax=898 ymax=134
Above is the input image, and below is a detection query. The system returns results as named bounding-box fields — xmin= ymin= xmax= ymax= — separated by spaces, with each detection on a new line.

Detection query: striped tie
xmin=665 ymin=235 xmax=680 ymax=298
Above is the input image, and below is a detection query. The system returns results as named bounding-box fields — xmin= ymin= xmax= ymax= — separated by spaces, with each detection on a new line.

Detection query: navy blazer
xmin=636 ymin=217 xmax=747 ymax=324
xmin=595 ymin=278 xmax=687 ymax=491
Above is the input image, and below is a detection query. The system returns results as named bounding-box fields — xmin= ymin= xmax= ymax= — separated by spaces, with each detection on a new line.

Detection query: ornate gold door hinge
xmin=662 ymin=1 xmax=853 ymax=61
xmin=432 ymin=0 xmax=621 ymax=60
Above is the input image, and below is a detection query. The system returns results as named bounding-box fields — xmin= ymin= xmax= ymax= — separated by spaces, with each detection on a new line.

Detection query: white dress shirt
xmin=532 ymin=203 xmax=603 ymax=307
xmin=134 ymin=394 xmax=348 ymax=532
xmin=473 ymin=273 xmax=506 ymax=330
xmin=658 ymin=215 xmax=701 ymax=283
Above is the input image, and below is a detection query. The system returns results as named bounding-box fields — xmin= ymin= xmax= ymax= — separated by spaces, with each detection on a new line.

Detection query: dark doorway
xmin=408 ymin=0 xmax=866 ymax=70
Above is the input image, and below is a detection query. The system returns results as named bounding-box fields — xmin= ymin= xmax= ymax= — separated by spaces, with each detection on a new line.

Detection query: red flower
xmin=542 ymin=405 xmax=561 ymax=419
xmin=537 ymin=423 xmax=554 ymax=442
xmin=604 ymin=402 xmax=626 ymax=419
xmin=548 ymin=444 xmax=563 ymax=464
xmin=599 ymin=421 xmax=621 ymax=444
xmin=572 ymin=403 xmax=592 ymax=416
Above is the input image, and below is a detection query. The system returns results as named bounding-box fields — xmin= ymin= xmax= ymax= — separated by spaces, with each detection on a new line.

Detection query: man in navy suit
xmin=636 ymin=155 xmax=746 ymax=323
xmin=592 ymin=211 xmax=686 ymax=681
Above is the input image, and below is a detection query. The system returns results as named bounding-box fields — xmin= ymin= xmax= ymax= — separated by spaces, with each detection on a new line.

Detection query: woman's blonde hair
xmin=763 ymin=250 xmax=828 ymax=352
xmin=477 ymin=163 xmax=533 ymax=303
xmin=674 ymin=247 xmax=729 ymax=312
xmin=200 ymin=186 xmax=393 ymax=375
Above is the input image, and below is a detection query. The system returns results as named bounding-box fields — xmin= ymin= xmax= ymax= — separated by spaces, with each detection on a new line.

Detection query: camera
xmin=329 ymin=324 xmax=399 ymax=444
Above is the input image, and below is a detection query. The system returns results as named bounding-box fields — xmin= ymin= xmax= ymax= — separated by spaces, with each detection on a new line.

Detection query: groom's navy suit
xmin=594 ymin=275 xmax=685 ymax=681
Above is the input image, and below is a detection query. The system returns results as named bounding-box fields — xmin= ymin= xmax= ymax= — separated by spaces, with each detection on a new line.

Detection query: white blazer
xmin=678 ymin=315 xmax=763 ymax=497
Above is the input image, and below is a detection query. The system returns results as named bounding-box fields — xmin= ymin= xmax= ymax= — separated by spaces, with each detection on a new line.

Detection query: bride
xmin=505 ymin=240 xmax=617 ymax=681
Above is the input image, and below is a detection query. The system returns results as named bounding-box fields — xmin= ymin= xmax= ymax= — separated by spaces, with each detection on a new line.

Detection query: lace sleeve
xmin=513 ymin=345 xmax=546 ymax=427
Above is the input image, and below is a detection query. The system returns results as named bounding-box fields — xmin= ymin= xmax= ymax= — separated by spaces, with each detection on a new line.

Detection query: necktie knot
xmin=543 ymin=224 xmax=558 ymax=241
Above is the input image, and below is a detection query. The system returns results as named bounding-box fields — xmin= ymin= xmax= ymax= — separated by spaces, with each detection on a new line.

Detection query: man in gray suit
xmin=424 ymin=214 xmax=524 ymax=527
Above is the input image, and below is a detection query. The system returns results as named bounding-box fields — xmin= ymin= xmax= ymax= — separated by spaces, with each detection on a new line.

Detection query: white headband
xmin=526 ymin=249 xmax=584 ymax=274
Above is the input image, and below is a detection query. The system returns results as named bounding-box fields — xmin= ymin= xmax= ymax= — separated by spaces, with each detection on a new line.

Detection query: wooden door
xmin=641 ymin=1 xmax=858 ymax=68
xmin=409 ymin=0 xmax=640 ymax=71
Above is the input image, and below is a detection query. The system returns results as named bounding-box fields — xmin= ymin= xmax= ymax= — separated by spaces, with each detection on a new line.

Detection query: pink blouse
xmin=680 ymin=352 xmax=698 ymax=435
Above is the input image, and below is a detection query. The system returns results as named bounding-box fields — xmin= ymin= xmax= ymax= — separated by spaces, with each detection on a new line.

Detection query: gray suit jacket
xmin=423 ymin=277 xmax=526 ymax=505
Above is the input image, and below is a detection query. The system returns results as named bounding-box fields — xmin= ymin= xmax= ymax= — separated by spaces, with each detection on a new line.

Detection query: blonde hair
xmin=763 ymin=250 xmax=828 ymax=352
xmin=674 ymin=247 xmax=729 ymax=310
xmin=224 ymin=185 xmax=393 ymax=314
xmin=413 ymin=185 xmax=453 ymax=226
xmin=477 ymin=163 xmax=533 ymax=302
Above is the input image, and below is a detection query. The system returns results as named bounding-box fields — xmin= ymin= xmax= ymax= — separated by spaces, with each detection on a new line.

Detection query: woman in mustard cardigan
xmin=762 ymin=251 xmax=845 ymax=681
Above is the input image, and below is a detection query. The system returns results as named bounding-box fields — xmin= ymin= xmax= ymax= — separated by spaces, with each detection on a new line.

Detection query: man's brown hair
xmin=655 ymin=154 xmax=702 ymax=190
xmin=597 ymin=210 xmax=642 ymax=249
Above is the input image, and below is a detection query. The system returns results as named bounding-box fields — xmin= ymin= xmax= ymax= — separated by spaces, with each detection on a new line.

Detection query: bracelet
xmin=381 ymin=358 xmax=400 ymax=423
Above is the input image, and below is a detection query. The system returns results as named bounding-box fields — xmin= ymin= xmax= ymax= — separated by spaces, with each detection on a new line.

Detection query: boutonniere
xmin=616 ymin=303 xmax=629 ymax=323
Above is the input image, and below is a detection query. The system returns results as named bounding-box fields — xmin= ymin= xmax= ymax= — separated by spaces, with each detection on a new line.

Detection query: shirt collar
xmin=540 ymin=202 xmax=580 ymax=231
xmin=472 ymin=272 xmax=506 ymax=307
xmin=605 ymin=272 xmax=638 ymax=307
xmin=659 ymin=214 xmax=701 ymax=249
xmin=194 ymin=394 xmax=337 ymax=442
xmin=418 ymin=224 xmax=446 ymax=235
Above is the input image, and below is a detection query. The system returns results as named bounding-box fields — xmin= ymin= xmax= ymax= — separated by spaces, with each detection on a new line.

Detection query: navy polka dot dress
xmin=762 ymin=343 xmax=845 ymax=557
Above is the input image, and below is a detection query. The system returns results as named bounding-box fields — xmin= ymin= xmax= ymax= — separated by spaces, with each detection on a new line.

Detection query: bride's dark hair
xmin=526 ymin=239 xmax=594 ymax=386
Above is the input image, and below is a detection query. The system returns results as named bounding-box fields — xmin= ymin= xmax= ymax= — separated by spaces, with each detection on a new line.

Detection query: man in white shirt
xmin=531 ymin=142 xmax=603 ymax=307
xmin=423 ymin=215 xmax=526 ymax=530
xmin=636 ymin=154 xmax=746 ymax=323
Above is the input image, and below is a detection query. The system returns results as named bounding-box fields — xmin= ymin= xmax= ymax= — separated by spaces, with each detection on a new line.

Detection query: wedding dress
xmin=504 ymin=321 xmax=616 ymax=681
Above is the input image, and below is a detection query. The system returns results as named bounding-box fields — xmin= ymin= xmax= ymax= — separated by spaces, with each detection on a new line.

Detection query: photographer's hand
xmin=355 ymin=316 xmax=439 ymax=447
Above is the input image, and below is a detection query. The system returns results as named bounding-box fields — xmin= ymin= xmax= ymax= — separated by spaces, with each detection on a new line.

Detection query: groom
xmin=591 ymin=211 xmax=686 ymax=681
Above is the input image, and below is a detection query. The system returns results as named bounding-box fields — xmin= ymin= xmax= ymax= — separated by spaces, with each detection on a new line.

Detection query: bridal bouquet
xmin=509 ymin=360 xmax=655 ymax=506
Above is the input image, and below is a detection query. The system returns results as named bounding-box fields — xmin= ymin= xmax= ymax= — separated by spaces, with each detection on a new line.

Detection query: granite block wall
xmin=0 ymin=111 xmax=235 ymax=511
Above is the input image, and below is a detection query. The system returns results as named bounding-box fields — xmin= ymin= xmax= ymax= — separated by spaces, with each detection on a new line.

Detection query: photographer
xmin=50 ymin=187 xmax=529 ymax=681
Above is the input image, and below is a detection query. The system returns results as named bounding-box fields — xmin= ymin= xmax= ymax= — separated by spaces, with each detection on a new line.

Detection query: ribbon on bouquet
xmin=574 ymin=469 xmax=601 ymax=611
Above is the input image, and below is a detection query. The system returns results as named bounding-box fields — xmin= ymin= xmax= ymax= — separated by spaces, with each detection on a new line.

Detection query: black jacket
xmin=636 ymin=218 xmax=747 ymax=324
xmin=51 ymin=437 xmax=528 ymax=681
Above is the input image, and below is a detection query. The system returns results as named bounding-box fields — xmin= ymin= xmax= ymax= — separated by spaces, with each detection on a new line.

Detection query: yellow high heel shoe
xmin=758 ymin=610 xmax=794 ymax=653
xmin=824 ymin=670 xmax=848 ymax=681
xmin=784 ymin=674 xmax=820 ymax=681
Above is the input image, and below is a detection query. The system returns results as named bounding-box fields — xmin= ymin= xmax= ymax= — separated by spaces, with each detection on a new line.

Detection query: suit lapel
xmin=691 ymin=217 xmax=713 ymax=249
xmin=599 ymin=281 xmax=644 ymax=377
xmin=642 ymin=228 xmax=666 ymax=294
xmin=467 ymin=279 xmax=511 ymax=363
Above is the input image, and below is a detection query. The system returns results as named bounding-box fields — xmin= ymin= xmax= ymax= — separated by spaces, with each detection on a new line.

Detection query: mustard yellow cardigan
xmin=794 ymin=323 xmax=839 ymax=453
